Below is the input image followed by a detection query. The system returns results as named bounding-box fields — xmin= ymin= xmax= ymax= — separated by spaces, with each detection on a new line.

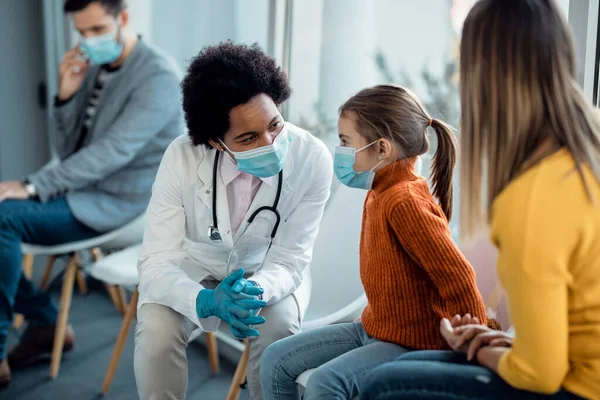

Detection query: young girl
xmin=360 ymin=1 xmax=600 ymax=399
xmin=259 ymin=84 xmax=488 ymax=400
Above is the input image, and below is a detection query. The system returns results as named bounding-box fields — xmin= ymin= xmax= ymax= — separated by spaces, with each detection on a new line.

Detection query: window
xmin=121 ymin=0 xmax=271 ymax=70
xmin=285 ymin=0 xmax=473 ymax=239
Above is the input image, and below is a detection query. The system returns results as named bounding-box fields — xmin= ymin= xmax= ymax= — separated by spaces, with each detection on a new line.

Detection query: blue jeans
xmin=0 ymin=198 xmax=99 ymax=358
xmin=360 ymin=351 xmax=585 ymax=400
xmin=260 ymin=321 xmax=409 ymax=400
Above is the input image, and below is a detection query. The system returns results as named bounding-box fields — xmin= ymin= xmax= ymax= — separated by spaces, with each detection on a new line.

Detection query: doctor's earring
xmin=378 ymin=154 xmax=384 ymax=160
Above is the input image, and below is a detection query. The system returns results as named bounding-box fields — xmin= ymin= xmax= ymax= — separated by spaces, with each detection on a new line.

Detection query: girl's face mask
xmin=334 ymin=141 xmax=384 ymax=190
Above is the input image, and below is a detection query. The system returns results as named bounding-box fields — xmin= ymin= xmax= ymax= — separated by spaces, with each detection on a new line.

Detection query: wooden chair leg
xmin=116 ymin=286 xmax=128 ymax=314
xmin=92 ymin=249 xmax=124 ymax=314
xmin=39 ymin=255 xmax=57 ymax=290
xmin=76 ymin=270 xmax=88 ymax=295
xmin=226 ymin=340 xmax=249 ymax=400
xmin=206 ymin=332 xmax=220 ymax=374
xmin=13 ymin=254 xmax=35 ymax=329
xmin=101 ymin=287 xmax=139 ymax=395
xmin=49 ymin=256 xmax=78 ymax=379
xmin=106 ymin=285 xmax=125 ymax=314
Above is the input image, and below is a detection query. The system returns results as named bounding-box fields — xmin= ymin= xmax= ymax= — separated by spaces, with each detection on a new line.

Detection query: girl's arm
xmin=390 ymin=198 xmax=487 ymax=323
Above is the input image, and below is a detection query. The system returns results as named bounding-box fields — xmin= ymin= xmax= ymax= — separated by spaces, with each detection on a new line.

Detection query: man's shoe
xmin=0 ymin=359 xmax=10 ymax=389
xmin=7 ymin=324 xmax=75 ymax=369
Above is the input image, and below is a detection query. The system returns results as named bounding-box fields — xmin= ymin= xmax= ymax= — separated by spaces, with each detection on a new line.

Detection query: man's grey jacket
xmin=29 ymin=38 xmax=184 ymax=232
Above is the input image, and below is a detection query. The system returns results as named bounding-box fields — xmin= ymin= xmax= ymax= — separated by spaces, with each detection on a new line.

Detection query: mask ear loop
xmin=370 ymin=156 xmax=385 ymax=172
xmin=356 ymin=140 xmax=378 ymax=153
xmin=356 ymin=140 xmax=386 ymax=172
xmin=218 ymin=139 xmax=237 ymax=164
xmin=370 ymin=140 xmax=387 ymax=171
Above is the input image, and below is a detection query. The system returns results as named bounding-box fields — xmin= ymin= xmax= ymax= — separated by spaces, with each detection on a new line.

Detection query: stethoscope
xmin=207 ymin=150 xmax=283 ymax=274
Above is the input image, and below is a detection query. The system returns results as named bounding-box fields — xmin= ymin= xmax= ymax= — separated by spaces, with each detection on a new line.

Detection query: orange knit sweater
xmin=360 ymin=159 xmax=487 ymax=350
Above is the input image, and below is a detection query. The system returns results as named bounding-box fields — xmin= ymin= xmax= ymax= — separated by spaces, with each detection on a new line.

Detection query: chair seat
xmin=21 ymin=214 xmax=146 ymax=256
xmin=22 ymin=233 xmax=122 ymax=256
xmin=87 ymin=245 xmax=141 ymax=286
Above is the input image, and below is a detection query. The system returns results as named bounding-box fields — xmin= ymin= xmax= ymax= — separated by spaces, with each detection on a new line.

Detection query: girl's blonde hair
xmin=459 ymin=0 xmax=600 ymax=240
xmin=340 ymin=84 xmax=458 ymax=220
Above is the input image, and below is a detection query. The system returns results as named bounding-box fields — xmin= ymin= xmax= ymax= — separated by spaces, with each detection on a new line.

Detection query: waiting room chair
xmin=16 ymin=214 xmax=146 ymax=379
xmin=87 ymin=245 xmax=221 ymax=395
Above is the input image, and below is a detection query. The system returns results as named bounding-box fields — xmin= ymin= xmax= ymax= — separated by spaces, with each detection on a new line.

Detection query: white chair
xmin=87 ymin=245 xmax=221 ymax=396
xmin=17 ymin=214 xmax=146 ymax=379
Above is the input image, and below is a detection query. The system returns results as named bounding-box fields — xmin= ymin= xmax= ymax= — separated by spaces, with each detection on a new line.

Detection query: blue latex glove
xmin=196 ymin=268 xmax=267 ymax=338
xmin=231 ymin=279 xmax=263 ymax=338
xmin=232 ymin=278 xmax=262 ymax=298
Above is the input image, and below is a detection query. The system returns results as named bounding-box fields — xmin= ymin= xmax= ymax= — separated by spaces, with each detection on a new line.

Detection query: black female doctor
xmin=134 ymin=42 xmax=333 ymax=400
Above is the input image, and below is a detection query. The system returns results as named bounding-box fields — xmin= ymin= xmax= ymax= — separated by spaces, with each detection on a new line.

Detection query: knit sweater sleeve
xmin=390 ymin=198 xmax=487 ymax=322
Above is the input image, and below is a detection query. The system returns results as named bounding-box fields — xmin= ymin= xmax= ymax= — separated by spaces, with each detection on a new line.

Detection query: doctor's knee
xmin=134 ymin=304 xmax=187 ymax=358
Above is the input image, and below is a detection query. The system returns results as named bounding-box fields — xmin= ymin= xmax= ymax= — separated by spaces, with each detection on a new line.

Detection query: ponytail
xmin=429 ymin=118 xmax=458 ymax=221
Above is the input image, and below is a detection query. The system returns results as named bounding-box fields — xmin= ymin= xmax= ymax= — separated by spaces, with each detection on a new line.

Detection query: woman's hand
xmin=440 ymin=314 xmax=486 ymax=354
xmin=441 ymin=314 xmax=513 ymax=359
xmin=441 ymin=319 xmax=483 ymax=354
xmin=464 ymin=330 xmax=512 ymax=361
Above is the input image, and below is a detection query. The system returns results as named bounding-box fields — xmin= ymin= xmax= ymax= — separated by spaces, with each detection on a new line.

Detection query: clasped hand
xmin=440 ymin=314 xmax=513 ymax=361
xmin=196 ymin=268 xmax=267 ymax=339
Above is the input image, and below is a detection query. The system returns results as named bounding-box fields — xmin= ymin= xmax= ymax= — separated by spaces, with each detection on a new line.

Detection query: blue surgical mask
xmin=334 ymin=141 xmax=383 ymax=190
xmin=221 ymin=126 xmax=291 ymax=178
xmin=80 ymin=26 xmax=123 ymax=65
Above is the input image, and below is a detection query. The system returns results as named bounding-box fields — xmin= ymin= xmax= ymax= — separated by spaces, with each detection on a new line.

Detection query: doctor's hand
xmin=231 ymin=277 xmax=263 ymax=297
xmin=196 ymin=269 xmax=267 ymax=338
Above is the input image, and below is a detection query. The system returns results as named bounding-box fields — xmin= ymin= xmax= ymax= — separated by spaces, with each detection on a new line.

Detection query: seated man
xmin=0 ymin=0 xmax=183 ymax=387
xmin=134 ymin=42 xmax=333 ymax=400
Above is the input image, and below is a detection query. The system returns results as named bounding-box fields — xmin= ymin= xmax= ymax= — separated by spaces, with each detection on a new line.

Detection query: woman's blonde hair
xmin=340 ymin=84 xmax=458 ymax=220
xmin=459 ymin=0 xmax=600 ymax=240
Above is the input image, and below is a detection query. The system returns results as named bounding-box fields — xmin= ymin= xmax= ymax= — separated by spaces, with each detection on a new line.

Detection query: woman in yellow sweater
xmin=361 ymin=0 xmax=600 ymax=399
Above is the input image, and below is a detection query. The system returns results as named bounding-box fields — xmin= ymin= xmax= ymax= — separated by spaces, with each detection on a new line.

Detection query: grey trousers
xmin=134 ymin=294 xmax=301 ymax=400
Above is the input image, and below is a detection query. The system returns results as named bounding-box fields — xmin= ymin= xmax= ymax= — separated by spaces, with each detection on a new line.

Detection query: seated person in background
xmin=360 ymin=1 xmax=600 ymax=399
xmin=259 ymin=84 xmax=489 ymax=400
xmin=134 ymin=41 xmax=332 ymax=400
xmin=0 ymin=0 xmax=182 ymax=387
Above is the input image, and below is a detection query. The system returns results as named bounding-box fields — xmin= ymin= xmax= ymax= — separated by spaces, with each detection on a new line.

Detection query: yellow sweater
xmin=491 ymin=149 xmax=600 ymax=399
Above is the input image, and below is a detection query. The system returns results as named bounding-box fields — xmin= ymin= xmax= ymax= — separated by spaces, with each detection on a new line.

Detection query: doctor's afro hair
xmin=181 ymin=41 xmax=292 ymax=147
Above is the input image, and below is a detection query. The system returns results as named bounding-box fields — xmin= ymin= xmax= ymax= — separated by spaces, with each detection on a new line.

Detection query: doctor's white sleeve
xmin=137 ymin=142 xmax=219 ymax=330
xmin=251 ymin=146 xmax=333 ymax=304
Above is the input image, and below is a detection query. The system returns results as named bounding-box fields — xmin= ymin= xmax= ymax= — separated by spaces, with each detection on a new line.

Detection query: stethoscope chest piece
xmin=208 ymin=225 xmax=222 ymax=243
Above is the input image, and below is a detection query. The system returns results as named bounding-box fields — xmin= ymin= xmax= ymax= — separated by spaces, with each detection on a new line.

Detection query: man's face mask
xmin=80 ymin=22 xmax=123 ymax=65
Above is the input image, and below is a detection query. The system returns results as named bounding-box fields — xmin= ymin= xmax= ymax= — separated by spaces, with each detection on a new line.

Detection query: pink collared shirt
xmin=220 ymin=154 xmax=273 ymax=236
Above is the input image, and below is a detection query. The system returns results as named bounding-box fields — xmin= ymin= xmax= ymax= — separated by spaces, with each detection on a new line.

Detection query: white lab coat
xmin=137 ymin=123 xmax=333 ymax=331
